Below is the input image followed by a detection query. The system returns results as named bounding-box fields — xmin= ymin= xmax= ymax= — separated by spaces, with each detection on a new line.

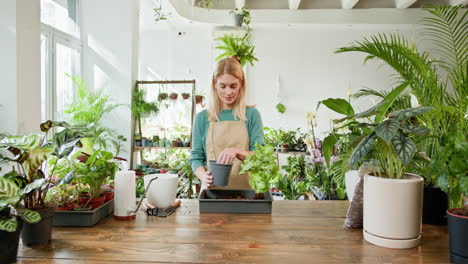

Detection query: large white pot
xmin=144 ymin=174 xmax=178 ymax=209
xmin=363 ymin=173 xmax=424 ymax=249
xmin=345 ymin=170 xmax=360 ymax=201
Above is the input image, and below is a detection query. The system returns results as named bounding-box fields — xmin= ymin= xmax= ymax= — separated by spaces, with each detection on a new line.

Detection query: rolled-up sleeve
xmin=248 ymin=108 xmax=265 ymax=151
xmin=190 ymin=111 xmax=207 ymax=172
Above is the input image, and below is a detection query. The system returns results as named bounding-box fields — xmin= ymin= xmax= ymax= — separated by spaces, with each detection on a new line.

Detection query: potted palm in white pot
xmin=346 ymin=105 xmax=433 ymax=249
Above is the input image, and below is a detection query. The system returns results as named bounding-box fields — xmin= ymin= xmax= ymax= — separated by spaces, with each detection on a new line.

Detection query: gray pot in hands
xmin=233 ymin=14 xmax=244 ymax=27
xmin=208 ymin=160 xmax=232 ymax=187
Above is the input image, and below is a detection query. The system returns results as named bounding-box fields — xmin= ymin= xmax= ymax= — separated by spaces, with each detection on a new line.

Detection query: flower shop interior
xmin=0 ymin=0 xmax=467 ymax=263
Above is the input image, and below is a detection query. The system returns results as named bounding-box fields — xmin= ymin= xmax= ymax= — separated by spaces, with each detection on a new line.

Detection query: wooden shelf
xmin=134 ymin=146 xmax=191 ymax=150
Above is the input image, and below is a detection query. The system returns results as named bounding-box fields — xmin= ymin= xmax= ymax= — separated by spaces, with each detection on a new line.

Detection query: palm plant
xmin=335 ymin=5 xmax=467 ymax=187
xmin=64 ymin=75 xmax=127 ymax=156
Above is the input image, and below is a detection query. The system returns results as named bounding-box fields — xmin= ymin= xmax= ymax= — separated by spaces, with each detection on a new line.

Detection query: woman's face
xmin=214 ymin=73 xmax=242 ymax=108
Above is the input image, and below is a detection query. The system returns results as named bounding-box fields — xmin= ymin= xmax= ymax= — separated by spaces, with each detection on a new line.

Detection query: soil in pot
xmin=423 ymin=186 xmax=448 ymax=225
xmin=0 ymin=219 xmax=22 ymax=264
xmin=447 ymin=208 xmax=468 ymax=264
xmin=21 ymin=207 xmax=55 ymax=246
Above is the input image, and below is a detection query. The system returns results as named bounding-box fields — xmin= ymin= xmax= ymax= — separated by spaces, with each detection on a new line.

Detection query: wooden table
xmin=17 ymin=200 xmax=450 ymax=264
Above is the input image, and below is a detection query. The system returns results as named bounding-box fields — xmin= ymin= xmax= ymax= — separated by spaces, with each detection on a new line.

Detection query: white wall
xmin=0 ymin=0 xmax=17 ymax=135
xmin=16 ymin=0 xmax=41 ymax=134
xmin=81 ymin=0 xmax=140 ymax=160
xmin=139 ymin=5 xmax=426 ymax=138
xmin=0 ymin=0 xmax=41 ymax=135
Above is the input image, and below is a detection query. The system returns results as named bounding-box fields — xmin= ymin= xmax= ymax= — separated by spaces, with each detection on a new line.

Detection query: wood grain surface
xmin=16 ymin=200 xmax=450 ymax=264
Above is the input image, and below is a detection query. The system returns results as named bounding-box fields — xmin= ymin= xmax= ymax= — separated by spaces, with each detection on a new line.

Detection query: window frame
xmin=41 ymin=0 xmax=82 ymax=122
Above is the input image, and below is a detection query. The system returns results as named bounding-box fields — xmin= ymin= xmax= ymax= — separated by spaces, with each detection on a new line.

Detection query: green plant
xmin=172 ymin=152 xmax=200 ymax=199
xmin=428 ymin=135 xmax=467 ymax=209
xmin=132 ymin=87 xmax=160 ymax=136
xmin=335 ymin=5 xmax=467 ymax=185
xmin=135 ymin=176 xmax=145 ymax=198
xmin=276 ymin=103 xmax=286 ymax=114
xmin=229 ymin=6 xmax=251 ymax=27
xmin=65 ymin=75 xmax=127 ymax=156
xmin=277 ymin=155 xmax=308 ymax=200
xmin=45 ymin=184 xmax=77 ymax=208
xmin=215 ymin=34 xmax=259 ymax=67
xmin=240 ymin=143 xmax=281 ymax=193
xmin=347 ymin=106 xmax=433 ymax=179
xmin=74 ymin=150 xmax=118 ymax=202
xmin=0 ymin=173 xmax=41 ymax=232
xmin=0 ymin=121 xmax=92 ymax=210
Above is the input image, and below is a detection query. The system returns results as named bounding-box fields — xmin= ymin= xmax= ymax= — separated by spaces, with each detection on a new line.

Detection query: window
xmin=40 ymin=0 xmax=81 ymax=122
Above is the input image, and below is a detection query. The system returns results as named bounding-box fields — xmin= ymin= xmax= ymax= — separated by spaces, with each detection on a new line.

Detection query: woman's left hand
xmin=217 ymin=148 xmax=238 ymax=164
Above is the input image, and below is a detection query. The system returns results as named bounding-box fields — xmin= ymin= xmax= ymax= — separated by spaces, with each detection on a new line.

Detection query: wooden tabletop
xmin=17 ymin=200 xmax=450 ymax=264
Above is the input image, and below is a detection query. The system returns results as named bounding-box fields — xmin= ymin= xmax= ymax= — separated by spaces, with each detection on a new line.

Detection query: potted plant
xmin=195 ymin=94 xmax=204 ymax=104
xmin=181 ymin=92 xmax=190 ymax=100
xmin=429 ymin=134 xmax=467 ymax=263
xmin=158 ymin=92 xmax=168 ymax=100
xmin=336 ymin=5 xmax=466 ymax=226
xmin=229 ymin=6 xmax=250 ymax=27
xmin=0 ymin=174 xmax=42 ymax=264
xmin=215 ymin=34 xmax=259 ymax=67
xmin=277 ymin=155 xmax=309 ymax=200
xmin=45 ymin=184 xmax=77 ymax=211
xmin=345 ymin=105 xmax=433 ymax=249
xmin=170 ymin=92 xmax=178 ymax=100
xmin=131 ymin=88 xmax=160 ymax=143
xmin=74 ymin=150 xmax=118 ymax=210
xmin=0 ymin=121 xmax=92 ymax=246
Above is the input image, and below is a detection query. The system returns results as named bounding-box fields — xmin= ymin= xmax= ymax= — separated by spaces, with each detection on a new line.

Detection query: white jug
xmin=144 ymin=174 xmax=178 ymax=209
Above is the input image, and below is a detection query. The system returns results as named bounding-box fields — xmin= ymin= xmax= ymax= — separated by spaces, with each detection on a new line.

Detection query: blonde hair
xmin=208 ymin=57 xmax=247 ymax=122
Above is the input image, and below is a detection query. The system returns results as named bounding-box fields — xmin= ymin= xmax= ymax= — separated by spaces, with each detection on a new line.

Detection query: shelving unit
xmin=130 ymin=80 xmax=197 ymax=169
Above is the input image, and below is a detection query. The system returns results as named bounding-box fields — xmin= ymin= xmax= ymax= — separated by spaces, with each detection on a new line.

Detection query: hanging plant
xmin=170 ymin=93 xmax=178 ymax=100
xmin=181 ymin=93 xmax=190 ymax=100
xmin=276 ymin=103 xmax=286 ymax=114
xmin=158 ymin=93 xmax=168 ymax=100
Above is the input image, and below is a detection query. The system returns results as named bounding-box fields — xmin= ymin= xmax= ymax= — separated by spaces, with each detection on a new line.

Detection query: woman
xmin=190 ymin=57 xmax=264 ymax=189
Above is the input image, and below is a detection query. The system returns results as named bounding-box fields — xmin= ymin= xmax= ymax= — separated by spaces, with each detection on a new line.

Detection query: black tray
xmin=199 ymin=189 xmax=272 ymax=214
xmin=53 ymin=199 xmax=114 ymax=227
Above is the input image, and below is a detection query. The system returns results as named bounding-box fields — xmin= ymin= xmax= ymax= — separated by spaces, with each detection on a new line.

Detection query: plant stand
xmin=53 ymin=199 xmax=114 ymax=227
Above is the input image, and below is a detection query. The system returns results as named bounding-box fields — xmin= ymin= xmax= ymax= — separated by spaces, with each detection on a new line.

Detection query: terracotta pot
xmin=181 ymin=93 xmax=190 ymax=99
xmin=79 ymin=195 xmax=106 ymax=210
xmin=158 ymin=93 xmax=168 ymax=100
xmin=172 ymin=141 xmax=179 ymax=147
xmin=55 ymin=205 xmax=73 ymax=211
xmin=104 ymin=191 xmax=114 ymax=202
xmin=195 ymin=95 xmax=204 ymax=104
xmin=170 ymin=93 xmax=178 ymax=100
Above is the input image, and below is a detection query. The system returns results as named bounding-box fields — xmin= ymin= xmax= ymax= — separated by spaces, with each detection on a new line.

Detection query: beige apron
xmin=204 ymin=120 xmax=251 ymax=190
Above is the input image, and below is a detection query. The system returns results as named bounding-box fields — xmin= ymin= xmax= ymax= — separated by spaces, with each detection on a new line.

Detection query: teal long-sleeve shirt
xmin=190 ymin=107 xmax=264 ymax=172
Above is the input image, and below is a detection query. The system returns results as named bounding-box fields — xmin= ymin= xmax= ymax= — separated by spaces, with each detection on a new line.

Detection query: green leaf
xmin=389 ymin=106 xmax=433 ymax=121
xmin=391 ymin=132 xmax=416 ymax=164
xmin=374 ymin=119 xmax=400 ymax=143
xmin=349 ymin=133 xmax=377 ymax=167
xmin=0 ymin=177 xmax=19 ymax=199
xmin=0 ymin=218 xmax=18 ymax=232
xmin=19 ymin=209 xmax=41 ymax=224
xmin=57 ymin=171 xmax=75 ymax=185
xmin=276 ymin=103 xmax=286 ymax=114
xmin=322 ymin=135 xmax=337 ymax=167
xmin=437 ymin=174 xmax=449 ymax=193
xmin=374 ymin=81 xmax=410 ymax=122
xmin=19 ymin=178 xmax=46 ymax=196
xmin=317 ymin=98 xmax=354 ymax=116
xmin=400 ymin=124 xmax=431 ymax=135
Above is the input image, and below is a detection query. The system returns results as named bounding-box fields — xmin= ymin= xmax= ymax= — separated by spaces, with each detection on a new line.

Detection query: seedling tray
xmin=199 ymin=189 xmax=272 ymax=214
xmin=53 ymin=199 xmax=114 ymax=227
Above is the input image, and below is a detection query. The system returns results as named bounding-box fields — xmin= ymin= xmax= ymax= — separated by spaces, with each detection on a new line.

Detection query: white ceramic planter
xmin=363 ymin=173 xmax=424 ymax=249
xmin=144 ymin=174 xmax=179 ymax=209
xmin=345 ymin=170 xmax=360 ymax=201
